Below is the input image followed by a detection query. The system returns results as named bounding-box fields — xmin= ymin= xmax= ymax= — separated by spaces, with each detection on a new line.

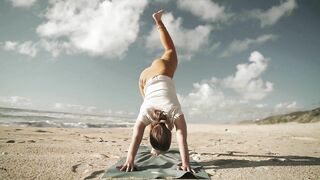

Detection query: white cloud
xmin=250 ymin=0 xmax=297 ymax=27
xmin=9 ymin=0 xmax=37 ymax=8
xmin=17 ymin=41 xmax=39 ymax=57
xmin=223 ymin=51 xmax=273 ymax=100
xmin=287 ymin=101 xmax=297 ymax=109
xmin=53 ymin=102 xmax=135 ymax=116
xmin=39 ymin=39 xmax=71 ymax=57
xmin=275 ymin=101 xmax=297 ymax=109
xmin=221 ymin=34 xmax=277 ymax=57
xmin=178 ymin=81 xmax=252 ymax=122
xmin=1 ymin=40 xmax=73 ymax=58
xmin=153 ymin=0 xmax=170 ymax=4
xmin=2 ymin=41 xmax=39 ymax=57
xmin=35 ymin=0 xmax=147 ymax=58
xmin=177 ymin=0 xmax=228 ymax=22
xmin=179 ymin=51 xmax=276 ymax=122
xmin=3 ymin=0 xmax=147 ymax=58
xmin=3 ymin=41 xmax=18 ymax=50
xmin=146 ymin=13 xmax=212 ymax=60
xmin=271 ymin=101 xmax=300 ymax=116
xmin=54 ymin=103 xmax=98 ymax=114
xmin=0 ymin=96 xmax=33 ymax=107
xmin=103 ymin=109 xmax=135 ymax=116
xmin=256 ymin=103 xmax=268 ymax=108
xmin=178 ymin=82 xmax=226 ymax=115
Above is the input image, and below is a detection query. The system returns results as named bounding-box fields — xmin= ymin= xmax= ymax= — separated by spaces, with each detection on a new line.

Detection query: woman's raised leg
xmin=152 ymin=10 xmax=177 ymax=69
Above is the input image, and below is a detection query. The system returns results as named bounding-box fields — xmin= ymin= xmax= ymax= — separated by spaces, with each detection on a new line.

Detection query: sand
xmin=0 ymin=123 xmax=319 ymax=180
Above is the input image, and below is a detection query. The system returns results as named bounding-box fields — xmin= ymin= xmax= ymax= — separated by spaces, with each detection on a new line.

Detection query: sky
xmin=0 ymin=0 xmax=319 ymax=123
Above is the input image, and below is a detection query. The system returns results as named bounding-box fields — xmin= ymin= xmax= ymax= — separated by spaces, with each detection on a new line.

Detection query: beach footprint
xmin=83 ymin=170 xmax=105 ymax=180
xmin=72 ymin=162 xmax=106 ymax=180
xmin=34 ymin=129 xmax=52 ymax=133
xmin=71 ymin=162 xmax=93 ymax=174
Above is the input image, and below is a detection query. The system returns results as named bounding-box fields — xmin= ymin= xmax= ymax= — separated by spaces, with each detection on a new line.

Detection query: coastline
xmin=0 ymin=123 xmax=319 ymax=179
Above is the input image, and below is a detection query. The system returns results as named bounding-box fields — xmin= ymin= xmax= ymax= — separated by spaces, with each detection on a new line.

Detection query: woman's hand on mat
xmin=177 ymin=164 xmax=196 ymax=173
xmin=117 ymin=161 xmax=135 ymax=172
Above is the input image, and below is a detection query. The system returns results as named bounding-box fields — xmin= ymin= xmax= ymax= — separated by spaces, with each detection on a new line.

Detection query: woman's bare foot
xmin=152 ymin=9 xmax=164 ymax=24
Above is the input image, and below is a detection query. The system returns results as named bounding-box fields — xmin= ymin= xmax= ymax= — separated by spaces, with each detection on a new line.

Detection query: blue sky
xmin=0 ymin=0 xmax=319 ymax=123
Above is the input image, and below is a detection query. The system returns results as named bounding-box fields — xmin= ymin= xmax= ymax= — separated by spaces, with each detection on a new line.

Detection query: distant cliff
xmin=255 ymin=107 xmax=320 ymax=124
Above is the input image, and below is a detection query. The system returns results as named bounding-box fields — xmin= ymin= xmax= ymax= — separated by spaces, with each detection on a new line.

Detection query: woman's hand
xmin=117 ymin=161 xmax=135 ymax=172
xmin=177 ymin=163 xmax=196 ymax=173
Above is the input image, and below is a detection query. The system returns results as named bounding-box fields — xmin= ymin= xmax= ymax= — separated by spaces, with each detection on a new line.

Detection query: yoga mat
xmin=103 ymin=146 xmax=209 ymax=179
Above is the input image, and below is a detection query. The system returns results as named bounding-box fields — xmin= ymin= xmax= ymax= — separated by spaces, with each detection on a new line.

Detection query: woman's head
xmin=149 ymin=110 xmax=172 ymax=151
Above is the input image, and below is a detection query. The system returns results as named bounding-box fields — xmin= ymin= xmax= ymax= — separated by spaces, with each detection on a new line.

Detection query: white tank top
xmin=137 ymin=75 xmax=183 ymax=125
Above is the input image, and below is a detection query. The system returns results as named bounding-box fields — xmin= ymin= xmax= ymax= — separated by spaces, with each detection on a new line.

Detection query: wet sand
xmin=0 ymin=123 xmax=319 ymax=179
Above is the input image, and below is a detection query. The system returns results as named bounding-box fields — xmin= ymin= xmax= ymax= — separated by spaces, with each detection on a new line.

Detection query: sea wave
xmin=0 ymin=107 xmax=135 ymax=128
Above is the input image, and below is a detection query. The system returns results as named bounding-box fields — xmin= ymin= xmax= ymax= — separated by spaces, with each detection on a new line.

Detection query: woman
xmin=118 ymin=9 xmax=194 ymax=173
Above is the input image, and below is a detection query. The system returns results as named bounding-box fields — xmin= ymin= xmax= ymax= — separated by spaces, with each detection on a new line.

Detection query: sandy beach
xmin=0 ymin=123 xmax=319 ymax=180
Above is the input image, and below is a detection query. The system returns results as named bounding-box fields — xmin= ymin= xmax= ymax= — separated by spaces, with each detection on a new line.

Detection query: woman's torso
xmin=139 ymin=74 xmax=183 ymax=125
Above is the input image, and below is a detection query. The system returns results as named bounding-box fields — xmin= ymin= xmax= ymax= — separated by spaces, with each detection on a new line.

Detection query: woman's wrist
xmin=182 ymin=159 xmax=190 ymax=166
xmin=126 ymin=154 xmax=135 ymax=163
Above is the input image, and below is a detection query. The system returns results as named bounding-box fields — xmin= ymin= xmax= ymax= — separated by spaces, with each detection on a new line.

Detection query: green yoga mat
xmin=103 ymin=146 xmax=209 ymax=179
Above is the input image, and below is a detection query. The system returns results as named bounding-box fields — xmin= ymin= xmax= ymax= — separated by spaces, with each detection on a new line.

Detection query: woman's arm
xmin=119 ymin=120 xmax=146 ymax=172
xmin=174 ymin=115 xmax=195 ymax=173
xmin=139 ymin=78 xmax=145 ymax=98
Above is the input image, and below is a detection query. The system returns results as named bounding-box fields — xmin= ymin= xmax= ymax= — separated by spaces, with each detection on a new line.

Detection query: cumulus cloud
xmin=177 ymin=0 xmax=228 ymax=22
xmin=179 ymin=51 xmax=275 ymax=122
xmin=178 ymin=82 xmax=226 ymax=115
xmin=250 ymin=0 xmax=297 ymax=27
xmin=2 ymin=0 xmax=148 ymax=58
xmin=221 ymin=34 xmax=277 ymax=57
xmin=9 ymin=0 xmax=37 ymax=8
xmin=34 ymin=0 xmax=147 ymax=58
xmin=178 ymin=81 xmax=252 ymax=122
xmin=2 ymin=41 xmax=39 ymax=57
xmin=222 ymin=51 xmax=273 ymax=100
xmin=146 ymin=13 xmax=212 ymax=60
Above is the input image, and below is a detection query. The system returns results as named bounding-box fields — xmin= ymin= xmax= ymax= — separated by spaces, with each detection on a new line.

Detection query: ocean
xmin=0 ymin=107 xmax=135 ymax=128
